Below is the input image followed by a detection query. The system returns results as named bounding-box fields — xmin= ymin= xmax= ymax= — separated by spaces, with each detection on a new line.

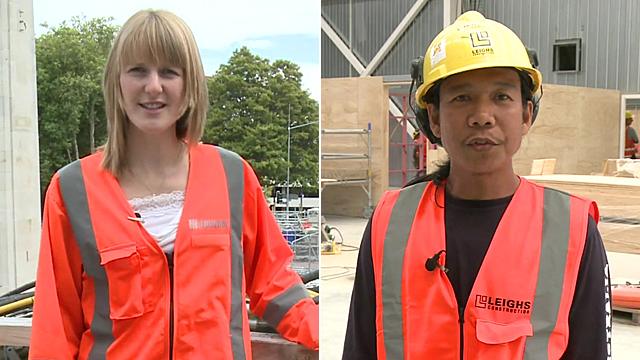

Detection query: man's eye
xmin=452 ymin=95 xmax=470 ymax=102
xmin=496 ymin=94 xmax=512 ymax=101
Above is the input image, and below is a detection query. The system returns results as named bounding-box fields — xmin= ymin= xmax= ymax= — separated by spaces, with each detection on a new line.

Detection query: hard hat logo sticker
xmin=470 ymin=31 xmax=494 ymax=56
xmin=470 ymin=31 xmax=491 ymax=47
xmin=430 ymin=39 xmax=446 ymax=67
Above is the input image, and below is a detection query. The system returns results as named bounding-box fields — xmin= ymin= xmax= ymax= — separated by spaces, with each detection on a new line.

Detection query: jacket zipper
xmin=459 ymin=306 xmax=464 ymax=360
xmin=167 ymin=252 xmax=174 ymax=360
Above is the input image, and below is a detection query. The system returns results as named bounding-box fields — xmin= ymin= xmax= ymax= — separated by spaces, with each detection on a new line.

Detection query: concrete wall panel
xmin=0 ymin=0 xmax=41 ymax=292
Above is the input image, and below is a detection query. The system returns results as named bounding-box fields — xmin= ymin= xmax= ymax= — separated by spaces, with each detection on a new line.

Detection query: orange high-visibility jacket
xmin=371 ymin=178 xmax=598 ymax=360
xmin=30 ymin=144 xmax=318 ymax=359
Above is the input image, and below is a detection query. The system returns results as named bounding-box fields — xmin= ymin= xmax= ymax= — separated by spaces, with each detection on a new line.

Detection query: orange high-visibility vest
xmin=371 ymin=178 xmax=597 ymax=360
xmin=30 ymin=144 xmax=318 ymax=359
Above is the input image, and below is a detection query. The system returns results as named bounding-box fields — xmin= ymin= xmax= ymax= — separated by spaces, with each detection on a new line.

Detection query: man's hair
xmin=101 ymin=9 xmax=207 ymax=176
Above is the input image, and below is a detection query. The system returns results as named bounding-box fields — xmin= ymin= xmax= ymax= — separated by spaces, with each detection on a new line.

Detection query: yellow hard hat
xmin=626 ymin=111 xmax=634 ymax=119
xmin=415 ymin=11 xmax=542 ymax=108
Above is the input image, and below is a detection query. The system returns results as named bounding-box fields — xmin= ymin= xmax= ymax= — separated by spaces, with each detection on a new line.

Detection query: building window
xmin=553 ymin=39 xmax=581 ymax=72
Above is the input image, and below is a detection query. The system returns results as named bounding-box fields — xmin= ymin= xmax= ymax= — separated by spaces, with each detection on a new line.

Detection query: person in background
xmin=30 ymin=9 xmax=318 ymax=359
xmin=343 ymin=11 xmax=610 ymax=359
xmin=625 ymin=111 xmax=639 ymax=159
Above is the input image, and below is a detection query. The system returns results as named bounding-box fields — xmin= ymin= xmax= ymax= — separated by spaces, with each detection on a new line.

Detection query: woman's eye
xmin=161 ymin=68 xmax=181 ymax=76
xmin=128 ymin=67 xmax=146 ymax=74
xmin=452 ymin=95 xmax=470 ymax=102
xmin=496 ymin=93 xmax=512 ymax=101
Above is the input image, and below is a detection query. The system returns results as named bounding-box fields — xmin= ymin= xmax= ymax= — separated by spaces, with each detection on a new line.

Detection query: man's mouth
xmin=466 ymin=137 xmax=498 ymax=146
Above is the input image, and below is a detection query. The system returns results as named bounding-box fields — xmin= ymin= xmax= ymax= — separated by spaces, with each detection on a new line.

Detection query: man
xmin=342 ymin=11 xmax=611 ymax=359
xmin=625 ymin=111 xmax=639 ymax=159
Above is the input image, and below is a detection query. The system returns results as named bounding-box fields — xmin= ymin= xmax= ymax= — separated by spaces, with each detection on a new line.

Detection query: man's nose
xmin=467 ymin=99 xmax=496 ymax=127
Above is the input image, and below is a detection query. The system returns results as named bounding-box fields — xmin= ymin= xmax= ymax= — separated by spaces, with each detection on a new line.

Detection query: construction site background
xmin=321 ymin=76 xmax=625 ymax=217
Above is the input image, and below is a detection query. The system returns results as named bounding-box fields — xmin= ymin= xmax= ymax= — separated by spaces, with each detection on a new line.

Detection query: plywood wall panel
xmin=321 ymin=77 xmax=388 ymax=217
xmin=515 ymin=84 xmax=620 ymax=175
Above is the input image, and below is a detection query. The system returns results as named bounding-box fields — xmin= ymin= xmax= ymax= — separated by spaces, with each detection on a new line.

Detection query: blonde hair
xmin=101 ymin=9 xmax=207 ymax=176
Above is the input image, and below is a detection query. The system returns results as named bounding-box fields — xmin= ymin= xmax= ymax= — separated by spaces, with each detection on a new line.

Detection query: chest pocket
xmin=474 ymin=319 xmax=532 ymax=360
xmin=191 ymin=232 xmax=230 ymax=249
xmin=99 ymin=243 xmax=145 ymax=320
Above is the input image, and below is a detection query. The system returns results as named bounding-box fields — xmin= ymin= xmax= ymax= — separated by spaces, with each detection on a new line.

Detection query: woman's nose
xmin=144 ymin=71 xmax=163 ymax=94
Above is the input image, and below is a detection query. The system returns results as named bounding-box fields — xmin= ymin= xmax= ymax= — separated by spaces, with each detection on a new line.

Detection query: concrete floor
xmin=320 ymin=215 xmax=640 ymax=360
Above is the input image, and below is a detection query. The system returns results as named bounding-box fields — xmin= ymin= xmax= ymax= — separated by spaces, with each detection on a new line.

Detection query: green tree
xmin=205 ymin=47 xmax=319 ymax=193
xmin=36 ymin=17 xmax=118 ymax=193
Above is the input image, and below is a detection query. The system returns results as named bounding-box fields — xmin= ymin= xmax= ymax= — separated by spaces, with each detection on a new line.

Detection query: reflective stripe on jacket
xmin=30 ymin=144 xmax=318 ymax=359
xmin=370 ymin=178 xmax=598 ymax=360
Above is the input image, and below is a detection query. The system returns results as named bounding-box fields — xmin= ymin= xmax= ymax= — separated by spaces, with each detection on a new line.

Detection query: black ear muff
xmin=410 ymin=57 xmax=442 ymax=146
xmin=416 ymin=107 xmax=442 ymax=146
xmin=526 ymin=48 xmax=542 ymax=124
xmin=531 ymin=95 xmax=540 ymax=124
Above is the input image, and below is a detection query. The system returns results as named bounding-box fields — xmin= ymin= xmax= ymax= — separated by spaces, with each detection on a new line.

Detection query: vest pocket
xmin=99 ymin=243 xmax=145 ymax=320
xmin=191 ymin=233 xmax=230 ymax=249
xmin=475 ymin=319 xmax=532 ymax=359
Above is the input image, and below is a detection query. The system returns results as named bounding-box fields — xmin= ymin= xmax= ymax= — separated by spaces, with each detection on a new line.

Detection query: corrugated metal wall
xmin=321 ymin=0 xmax=444 ymax=78
xmin=374 ymin=1 xmax=442 ymax=76
xmin=483 ymin=0 xmax=640 ymax=93
xmin=323 ymin=0 xmax=640 ymax=93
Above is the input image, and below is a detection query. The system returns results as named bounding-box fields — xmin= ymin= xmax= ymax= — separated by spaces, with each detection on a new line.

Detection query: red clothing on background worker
xmin=30 ymin=9 xmax=317 ymax=359
xmin=624 ymin=111 xmax=639 ymax=159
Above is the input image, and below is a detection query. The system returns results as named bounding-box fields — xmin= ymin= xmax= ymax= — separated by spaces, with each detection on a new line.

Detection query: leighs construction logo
xmin=469 ymin=31 xmax=494 ymax=56
xmin=475 ymin=294 xmax=531 ymax=315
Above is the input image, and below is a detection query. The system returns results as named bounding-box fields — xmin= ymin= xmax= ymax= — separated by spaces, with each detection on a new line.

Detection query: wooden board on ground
xmin=0 ymin=317 xmax=318 ymax=359
xmin=526 ymin=175 xmax=640 ymax=255
xmin=613 ymin=306 xmax=640 ymax=326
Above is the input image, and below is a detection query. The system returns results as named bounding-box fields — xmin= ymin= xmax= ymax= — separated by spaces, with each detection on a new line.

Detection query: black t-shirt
xmin=342 ymin=188 xmax=612 ymax=360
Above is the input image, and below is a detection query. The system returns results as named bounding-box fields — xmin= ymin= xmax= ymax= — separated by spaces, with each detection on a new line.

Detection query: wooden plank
xmin=251 ymin=333 xmax=318 ymax=360
xmin=0 ymin=318 xmax=318 ymax=358
xmin=526 ymin=175 xmax=640 ymax=255
xmin=0 ymin=318 xmax=30 ymax=346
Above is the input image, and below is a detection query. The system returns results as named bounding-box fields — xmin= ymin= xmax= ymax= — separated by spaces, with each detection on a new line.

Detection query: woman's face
xmin=119 ymin=61 xmax=185 ymax=137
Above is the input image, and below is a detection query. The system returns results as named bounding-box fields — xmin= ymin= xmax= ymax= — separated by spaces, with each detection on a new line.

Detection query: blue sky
xmin=32 ymin=0 xmax=320 ymax=100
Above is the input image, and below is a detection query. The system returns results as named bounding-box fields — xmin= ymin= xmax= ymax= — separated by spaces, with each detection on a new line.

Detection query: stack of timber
xmin=526 ymin=175 xmax=640 ymax=255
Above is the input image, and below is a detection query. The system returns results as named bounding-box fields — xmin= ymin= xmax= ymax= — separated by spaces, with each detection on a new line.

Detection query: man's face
xmin=426 ymin=68 xmax=533 ymax=176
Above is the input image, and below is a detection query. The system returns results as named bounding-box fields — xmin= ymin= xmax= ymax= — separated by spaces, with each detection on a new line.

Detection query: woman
xmin=30 ymin=10 xmax=318 ymax=359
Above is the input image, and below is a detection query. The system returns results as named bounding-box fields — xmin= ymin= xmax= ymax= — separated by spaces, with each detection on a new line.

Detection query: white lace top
xmin=128 ymin=191 xmax=184 ymax=253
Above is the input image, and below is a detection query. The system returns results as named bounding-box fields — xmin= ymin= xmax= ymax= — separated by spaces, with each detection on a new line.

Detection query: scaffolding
xmin=320 ymin=123 xmax=373 ymax=215
xmin=389 ymin=93 xmax=429 ymax=187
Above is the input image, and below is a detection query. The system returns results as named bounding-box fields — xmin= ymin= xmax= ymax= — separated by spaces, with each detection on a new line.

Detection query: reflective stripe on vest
xmin=59 ymin=147 xmax=248 ymax=359
xmin=217 ymin=147 xmax=247 ymax=360
xmin=59 ymin=160 xmax=112 ymax=360
xmin=381 ymin=181 xmax=428 ymax=359
xmin=524 ymin=188 xmax=571 ymax=360
xmin=380 ymin=183 xmax=572 ymax=359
